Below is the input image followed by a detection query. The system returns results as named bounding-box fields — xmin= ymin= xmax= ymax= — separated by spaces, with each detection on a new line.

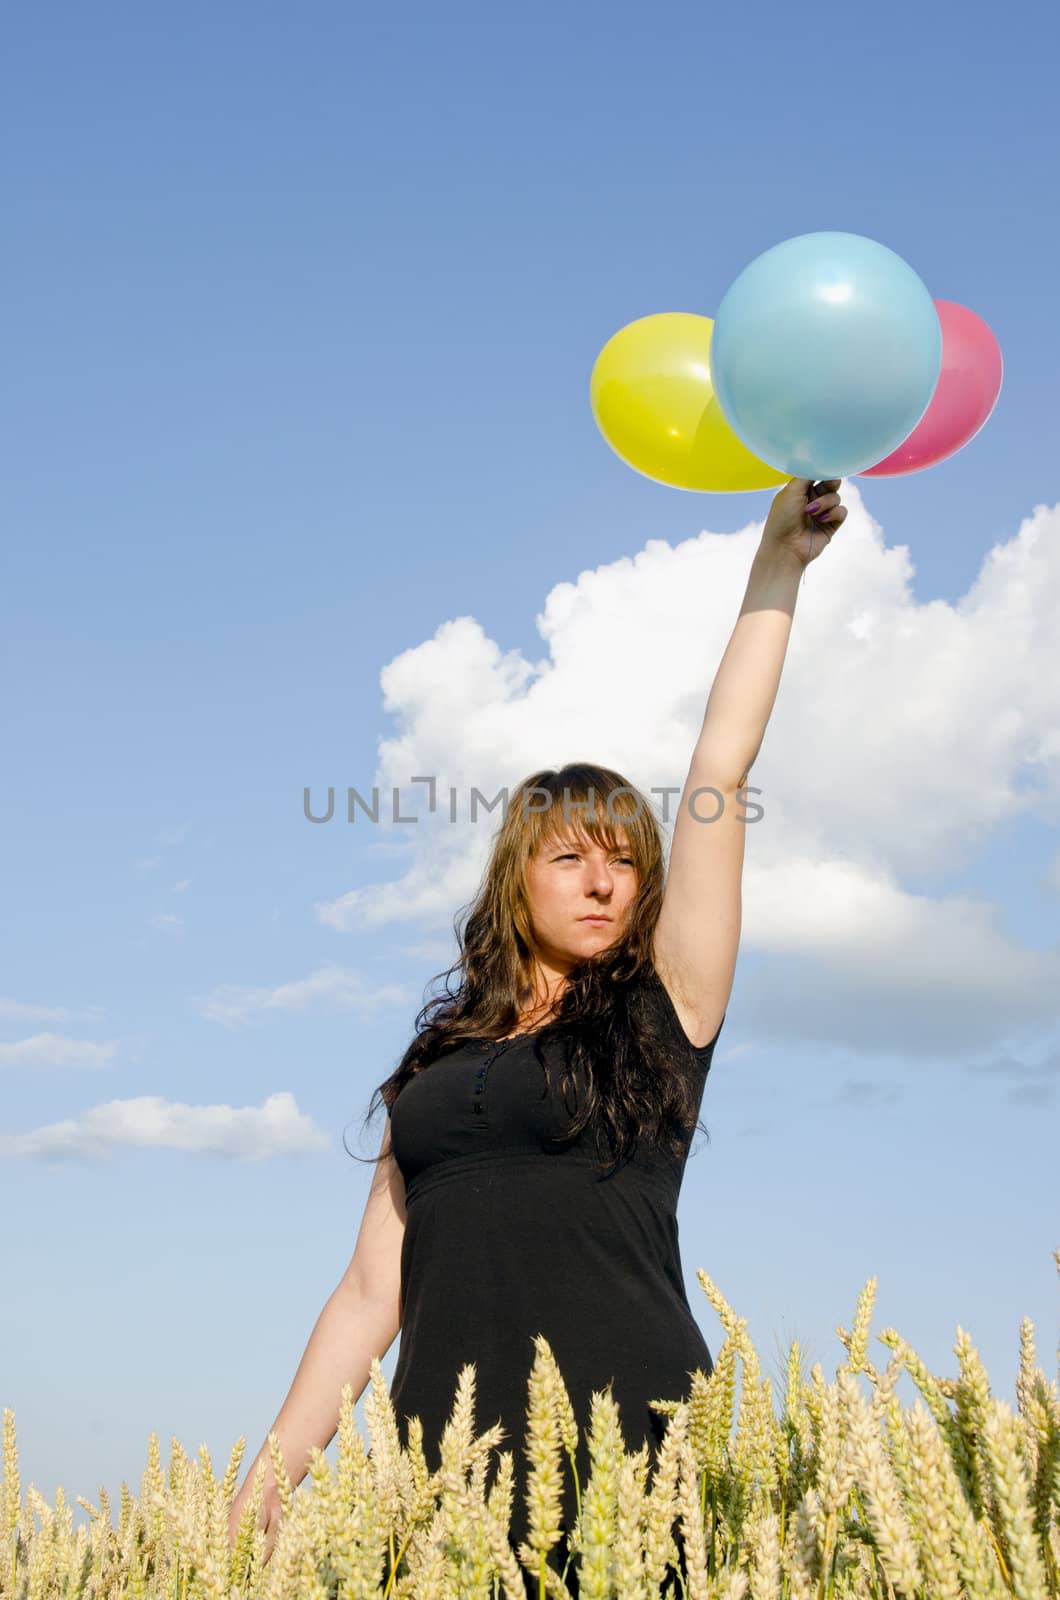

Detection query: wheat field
xmin=3 ymin=1251 xmax=1059 ymax=1599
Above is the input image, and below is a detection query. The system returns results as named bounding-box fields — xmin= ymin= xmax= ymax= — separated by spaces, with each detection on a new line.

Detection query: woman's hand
xmin=761 ymin=477 xmax=848 ymax=569
xmin=228 ymin=1479 xmax=283 ymax=1566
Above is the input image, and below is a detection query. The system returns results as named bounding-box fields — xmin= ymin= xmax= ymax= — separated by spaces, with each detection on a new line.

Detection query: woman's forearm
xmin=236 ymin=1283 xmax=401 ymax=1500
xmin=691 ymin=542 xmax=804 ymax=788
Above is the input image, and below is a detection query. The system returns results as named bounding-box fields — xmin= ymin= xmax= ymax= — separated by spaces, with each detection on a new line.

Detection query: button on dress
xmin=387 ymin=969 xmax=725 ymax=1575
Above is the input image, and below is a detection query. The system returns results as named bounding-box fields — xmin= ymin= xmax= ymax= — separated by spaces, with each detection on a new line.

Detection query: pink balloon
xmin=858 ymin=299 xmax=1003 ymax=477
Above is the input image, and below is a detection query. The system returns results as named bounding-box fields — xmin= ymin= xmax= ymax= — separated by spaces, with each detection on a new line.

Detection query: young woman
xmin=228 ymin=476 xmax=847 ymax=1585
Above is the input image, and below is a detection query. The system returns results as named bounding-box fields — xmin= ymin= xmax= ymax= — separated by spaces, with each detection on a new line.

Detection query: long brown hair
xmin=345 ymin=762 xmax=712 ymax=1179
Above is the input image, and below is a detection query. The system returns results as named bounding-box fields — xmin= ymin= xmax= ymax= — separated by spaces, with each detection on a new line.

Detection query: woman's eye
xmin=556 ymin=853 xmax=634 ymax=864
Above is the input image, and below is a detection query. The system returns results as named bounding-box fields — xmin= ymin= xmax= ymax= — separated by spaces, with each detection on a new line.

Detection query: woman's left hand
xmin=761 ymin=477 xmax=848 ymax=568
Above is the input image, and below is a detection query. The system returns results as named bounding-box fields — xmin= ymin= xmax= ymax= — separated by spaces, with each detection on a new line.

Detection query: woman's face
xmin=522 ymin=823 xmax=639 ymax=969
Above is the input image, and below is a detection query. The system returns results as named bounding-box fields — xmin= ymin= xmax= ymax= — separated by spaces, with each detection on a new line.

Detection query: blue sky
xmin=3 ymin=3 xmax=1058 ymax=1521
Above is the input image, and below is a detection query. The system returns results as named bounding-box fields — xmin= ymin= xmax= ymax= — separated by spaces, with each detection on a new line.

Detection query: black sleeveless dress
xmin=386 ymin=969 xmax=724 ymax=1581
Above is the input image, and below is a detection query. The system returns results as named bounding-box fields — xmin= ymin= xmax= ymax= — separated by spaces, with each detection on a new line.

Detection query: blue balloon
xmin=709 ymin=232 xmax=943 ymax=480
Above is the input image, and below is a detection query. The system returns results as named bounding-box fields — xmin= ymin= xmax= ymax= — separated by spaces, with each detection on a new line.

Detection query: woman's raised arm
xmin=652 ymin=477 xmax=847 ymax=1041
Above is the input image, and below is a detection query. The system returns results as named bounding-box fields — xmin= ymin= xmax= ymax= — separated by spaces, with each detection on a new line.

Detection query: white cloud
xmin=0 ymin=1033 xmax=119 ymax=1071
xmin=0 ymin=1091 xmax=328 ymax=1163
xmin=195 ymin=962 xmax=414 ymax=1031
xmin=314 ymin=486 xmax=1060 ymax=1055
xmin=316 ymin=837 xmax=483 ymax=933
xmin=0 ymin=998 xmax=107 ymax=1026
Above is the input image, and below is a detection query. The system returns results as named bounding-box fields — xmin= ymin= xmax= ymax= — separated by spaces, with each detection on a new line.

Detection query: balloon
xmin=590 ymin=312 xmax=789 ymax=492
xmin=709 ymin=232 xmax=943 ymax=480
xmin=858 ymin=300 xmax=1002 ymax=476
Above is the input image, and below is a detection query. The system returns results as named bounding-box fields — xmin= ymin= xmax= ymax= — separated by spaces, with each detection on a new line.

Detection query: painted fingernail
xmin=806 ymin=500 xmax=820 ymax=514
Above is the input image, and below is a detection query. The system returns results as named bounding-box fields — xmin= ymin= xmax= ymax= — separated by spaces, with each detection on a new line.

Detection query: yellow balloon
xmin=590 ymin=312 xmax=789 ymax=492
